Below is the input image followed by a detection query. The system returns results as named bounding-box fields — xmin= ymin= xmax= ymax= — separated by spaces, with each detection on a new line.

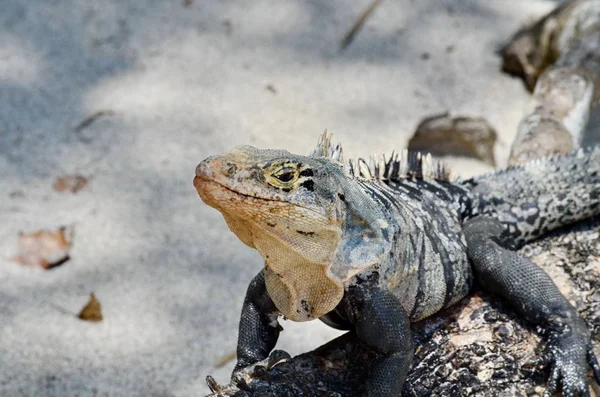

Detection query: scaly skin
xmin=194 ymin=133 xmax=600 ymax=396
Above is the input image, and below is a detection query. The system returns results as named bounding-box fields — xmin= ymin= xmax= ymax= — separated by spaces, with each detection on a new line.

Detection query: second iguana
xmin=194 ymin=133 xmax=600 ymax=396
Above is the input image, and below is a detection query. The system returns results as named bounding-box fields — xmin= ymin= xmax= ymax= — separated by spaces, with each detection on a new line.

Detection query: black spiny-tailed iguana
xmin=194 ymin=133 xmax=600 ymax=396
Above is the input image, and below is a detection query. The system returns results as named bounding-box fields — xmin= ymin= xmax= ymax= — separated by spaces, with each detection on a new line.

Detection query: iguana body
xmin=194 ymin=134 xmax=600 ymax=396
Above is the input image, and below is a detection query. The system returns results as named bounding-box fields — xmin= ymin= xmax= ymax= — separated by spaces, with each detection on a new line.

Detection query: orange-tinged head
xmin=194 ymin=139 xmax=392 ymax=321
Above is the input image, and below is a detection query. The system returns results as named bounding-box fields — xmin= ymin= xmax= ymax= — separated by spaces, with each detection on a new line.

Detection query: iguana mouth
xmin=194 ymin=175 xmax=326 ymax=218
xmin=195 ymin=175 xmax=286 ymax=203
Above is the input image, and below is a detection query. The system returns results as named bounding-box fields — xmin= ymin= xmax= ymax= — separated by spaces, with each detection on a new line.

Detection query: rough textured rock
xmin=503 ymin=0 xmax=600 ymax=165
xmin=204 ymin=217 xmax=600 ymax=397
xmin=407 ymin=113 xmax=497 ymax=166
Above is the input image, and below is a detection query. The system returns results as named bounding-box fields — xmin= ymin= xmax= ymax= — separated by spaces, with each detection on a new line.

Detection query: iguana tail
xmin=460 ymin=147 xmax=600 ymax=246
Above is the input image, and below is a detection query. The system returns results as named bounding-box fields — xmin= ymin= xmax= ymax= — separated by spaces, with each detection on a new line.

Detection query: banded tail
xmin=461 ymin=147 xmax=600 ymax=246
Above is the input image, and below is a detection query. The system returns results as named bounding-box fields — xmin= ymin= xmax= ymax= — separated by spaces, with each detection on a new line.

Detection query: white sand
xmin=0 ymin=1 xmax=567 ymax=396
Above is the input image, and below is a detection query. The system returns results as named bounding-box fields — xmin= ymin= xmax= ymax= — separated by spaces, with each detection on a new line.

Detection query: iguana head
xmin=194 ymin=133 xmax=392 ymax=321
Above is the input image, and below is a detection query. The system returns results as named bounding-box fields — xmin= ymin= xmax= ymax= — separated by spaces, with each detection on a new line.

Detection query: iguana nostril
xmin=195 ymin=162 xmax=206 ymax=177
xmin=196 ymin=158 xmax=225 ymax=178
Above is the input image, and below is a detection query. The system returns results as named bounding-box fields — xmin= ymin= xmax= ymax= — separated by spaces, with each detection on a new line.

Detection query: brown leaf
xmin=78 ymin=293 xmax=103 ymax=322
xmin=14 ymin=227 xmax=73 ymax=269
xmin=408 ymin=113 xmax=497 ymax=166
xmin=53 ymin=175 xmax=88 ymax=194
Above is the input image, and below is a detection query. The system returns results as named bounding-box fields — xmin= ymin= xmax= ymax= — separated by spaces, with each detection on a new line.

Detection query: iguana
xmin=194 ymin=133 xmax=600 ymax=396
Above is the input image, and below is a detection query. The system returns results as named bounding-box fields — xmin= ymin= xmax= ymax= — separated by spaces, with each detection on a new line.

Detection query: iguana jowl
xmin=194 ymin=133 xmax=600 ymax=396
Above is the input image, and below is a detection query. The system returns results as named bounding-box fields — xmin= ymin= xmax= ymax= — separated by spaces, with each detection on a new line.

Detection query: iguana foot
xmin=543 ymin=320 xmax=600 ymax=397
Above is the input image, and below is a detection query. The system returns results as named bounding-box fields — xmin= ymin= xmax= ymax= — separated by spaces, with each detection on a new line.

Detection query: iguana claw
xmin=543 ymin=330 xmax=599 ymax=397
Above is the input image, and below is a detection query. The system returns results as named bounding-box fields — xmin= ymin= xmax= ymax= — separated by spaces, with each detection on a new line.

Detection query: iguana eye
xmin=273 ymin=167 xmax=298 ymax=183
xmin=266 ymin=165 xmax=300 ymax=188
xmin=275 ymin=169 xmax=296 ymax=182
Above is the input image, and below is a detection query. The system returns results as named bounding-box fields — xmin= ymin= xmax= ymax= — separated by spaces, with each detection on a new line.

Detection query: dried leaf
xmin=78 ymin=293 xmax=103 ymax=322
xmin=408 ymin=113 xmax=497 ymax=166
xmin=53 ymin=175 xmax=88 ymax=194
xmin=14 ymin=227 xmax=73 ymax=269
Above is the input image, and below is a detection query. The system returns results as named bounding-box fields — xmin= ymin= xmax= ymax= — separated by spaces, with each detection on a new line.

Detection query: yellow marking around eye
xmin=266 ymin=163 xmax=300 ymax=188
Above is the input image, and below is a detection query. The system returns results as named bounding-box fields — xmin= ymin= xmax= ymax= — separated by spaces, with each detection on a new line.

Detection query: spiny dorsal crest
xmin=309 ymin=130 xmax=345 ymax=162
xmin=346 ymin=150 xmax=451 ymax=181
xmin=309 ymin=132 xmax=451 ymax=181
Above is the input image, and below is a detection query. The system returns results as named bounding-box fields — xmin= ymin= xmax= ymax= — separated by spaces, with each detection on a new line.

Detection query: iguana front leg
xmin=233 ymin=271 xmax=281 ymax=375
xmin=463 ymin=216 xmax=600 ymax=396
xmin=344 ymin=286 xmax=414 ymax=397
xmin=233 ymin=273 xmax=414 ymax=396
